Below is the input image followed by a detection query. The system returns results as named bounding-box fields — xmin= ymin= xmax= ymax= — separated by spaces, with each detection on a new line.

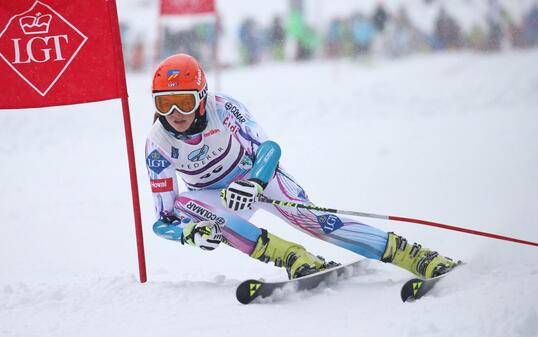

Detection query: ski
xmin=236 ymin=260 xmax=365 ymax=304
xmin=400 ymin=263 xmax=462 ymax=302
xmin=400 ymin=275 xmax=444 ymax=302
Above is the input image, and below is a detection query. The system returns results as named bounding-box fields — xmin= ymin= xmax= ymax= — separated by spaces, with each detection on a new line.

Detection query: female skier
xmin=145 ymin=53 xmax=457 ymax=280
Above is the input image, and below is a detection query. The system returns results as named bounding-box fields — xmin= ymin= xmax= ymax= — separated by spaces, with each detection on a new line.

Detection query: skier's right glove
xmin=222 ymin=179 xmax=264 ymax=211
xmin=181 ymin=220 xmax=223 ymax=251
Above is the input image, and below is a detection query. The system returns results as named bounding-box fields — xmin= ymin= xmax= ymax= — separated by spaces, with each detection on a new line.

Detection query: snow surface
xmin=1 ymin=50 xmax=538 ymax=337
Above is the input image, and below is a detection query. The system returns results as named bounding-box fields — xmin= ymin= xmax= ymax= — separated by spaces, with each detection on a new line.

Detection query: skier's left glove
xmin=222 ymin=179 xmax=264 ymax=211
xmin=181 ymin=220 xmax=223 ymax=251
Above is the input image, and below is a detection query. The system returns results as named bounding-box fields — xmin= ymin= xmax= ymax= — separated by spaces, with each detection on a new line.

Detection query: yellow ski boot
xmin=382 ymin=232 xmax=457 ymax=278
xmin=250 ymin=229 xmax=332 ymax=279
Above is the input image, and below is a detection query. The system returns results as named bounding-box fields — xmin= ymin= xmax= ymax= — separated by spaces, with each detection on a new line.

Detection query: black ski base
xmin=400 ymin=275 xmax=443 ymax=302
xmin=236 ymin=260 xmax=364 ymax=304
xmin=400 ymin=263 xmax=462 ymax=302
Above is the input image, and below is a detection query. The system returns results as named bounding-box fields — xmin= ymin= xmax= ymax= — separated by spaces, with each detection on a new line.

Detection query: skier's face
xmin=165 ymin=108 xmax=196 ymax=133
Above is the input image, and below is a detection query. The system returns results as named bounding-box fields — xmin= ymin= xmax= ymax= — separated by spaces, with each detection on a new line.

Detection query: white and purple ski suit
xmin=145 ymin=92 xmax=388 ymax=260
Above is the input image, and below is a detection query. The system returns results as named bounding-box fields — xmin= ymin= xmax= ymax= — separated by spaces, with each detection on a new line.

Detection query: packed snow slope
xmin=1 ymin=50 xmax=538 ymax=337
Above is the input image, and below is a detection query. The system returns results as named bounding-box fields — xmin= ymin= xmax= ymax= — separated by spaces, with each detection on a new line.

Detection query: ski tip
xmin=402 ymin=262 xmax=464 ymax=302
xmin=236 ymin=279 xmax=263 ymax=305
xmin=400 ymin=278 xmax=423 ymax=302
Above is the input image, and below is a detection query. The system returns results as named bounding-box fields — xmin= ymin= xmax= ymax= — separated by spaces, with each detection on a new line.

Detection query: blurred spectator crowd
xmin=161 ymin=22 xmax=217 ymax=68
xmin=237 ymin=1 xmax=538 ymax=64
xmin=121 ymin=0 xmax=538 ymax=72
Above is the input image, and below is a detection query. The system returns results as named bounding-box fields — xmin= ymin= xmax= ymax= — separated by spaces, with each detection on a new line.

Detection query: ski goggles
xmin=153 ymin=84 xmax=208 ymax=116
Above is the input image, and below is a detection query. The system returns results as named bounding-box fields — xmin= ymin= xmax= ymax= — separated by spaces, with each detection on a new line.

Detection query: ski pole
xmin=258 ymin=195 xmax=538 ymax=248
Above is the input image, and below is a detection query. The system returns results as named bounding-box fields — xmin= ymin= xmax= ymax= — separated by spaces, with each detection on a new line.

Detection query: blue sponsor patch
xmin=171 ymin=146 xmax=179 ymax=159
xmin=147 ymin=150 xmax=171 ymax=174
xmin=188 ymin=145 xmax=209 ymax=162
xmin=316 ymin=214 xmax=343 ymax=234
xmin=167 ymin=69 xmax=180 ymax=80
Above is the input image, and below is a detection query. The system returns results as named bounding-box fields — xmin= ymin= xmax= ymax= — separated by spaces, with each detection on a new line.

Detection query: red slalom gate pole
xmin=388 ymin=216 xmax=538 ymax=247
xmin=108 ymin=0 xmax=147 ymax=283
xmin=258 ymin=195 xmax=538 ymax=248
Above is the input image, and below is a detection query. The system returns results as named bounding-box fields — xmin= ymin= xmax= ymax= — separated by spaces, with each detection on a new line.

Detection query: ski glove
xmin=181 ymin=220 xmax=223 ymax=251
xmin=222 ymin=179 xmax=264 ymax=211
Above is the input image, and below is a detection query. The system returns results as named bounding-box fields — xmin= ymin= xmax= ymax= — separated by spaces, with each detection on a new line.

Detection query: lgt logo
xmin=147 ymin=150 xmax=171 ymax=174
xmin=316 ymin=214 xmax=344 ymax=234
xmin=0 ymin=1 xmax=88 ymax=96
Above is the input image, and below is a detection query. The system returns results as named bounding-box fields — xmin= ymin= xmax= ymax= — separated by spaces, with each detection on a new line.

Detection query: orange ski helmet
xmin=152 ymin=54 xmax=209 ymax=136
xmin=152 ymin=53 xmax=208 ymax=116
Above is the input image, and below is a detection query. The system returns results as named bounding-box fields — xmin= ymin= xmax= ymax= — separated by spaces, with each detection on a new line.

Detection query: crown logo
xmin=19 ymin=12 xmax=52 ymax=35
